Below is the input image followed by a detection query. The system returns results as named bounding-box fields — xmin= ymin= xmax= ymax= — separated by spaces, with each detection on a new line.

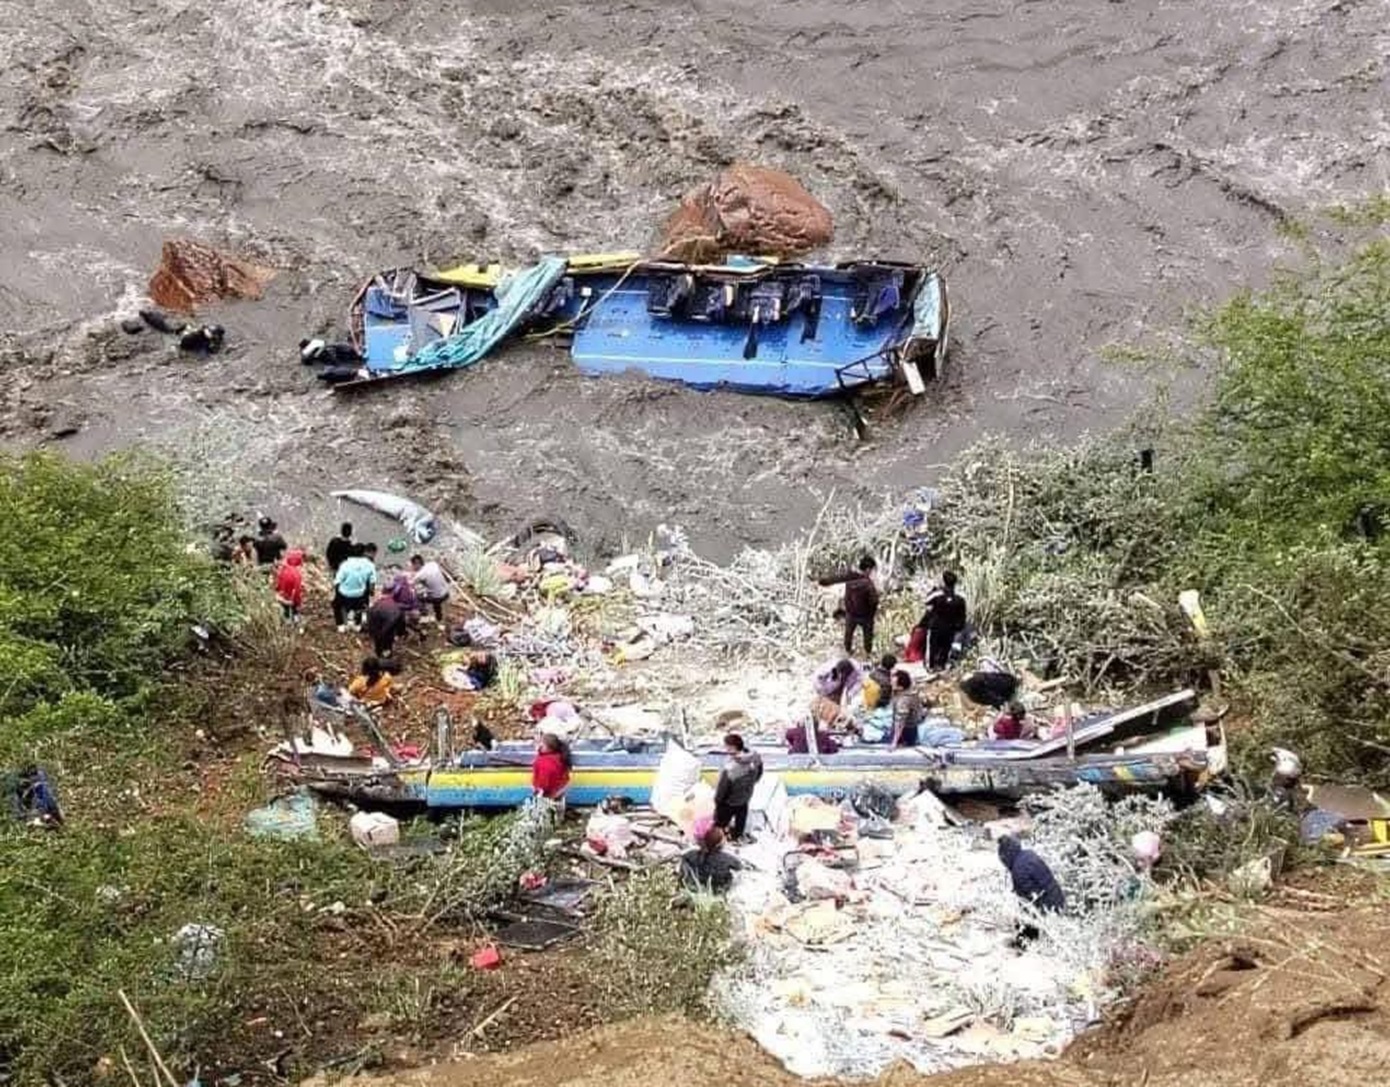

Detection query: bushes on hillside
xmin=927 ymin=236 xmax=1390 ymax=783
xmin=0 ymin=452 xmax=229 ymax=755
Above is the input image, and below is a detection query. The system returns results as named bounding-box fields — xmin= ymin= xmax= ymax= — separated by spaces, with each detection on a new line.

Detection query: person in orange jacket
xmin=274 ymin=549 xmax=305 ymax=623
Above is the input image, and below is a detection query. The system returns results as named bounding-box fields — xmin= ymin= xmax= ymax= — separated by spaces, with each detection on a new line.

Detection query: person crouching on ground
xmin=990 ymin=700 xmax=1036 ymax=741
xmin=389 ymin=569 xmax=425 ymax=636
xmin=410 ymin=553 xmax=451 ymax=624
xmin=714 ymin=732 xmax=763 ymax=841
xmin=365 ymin=585 xmax=407 ymax=658
xmin=811 ymin=657 xmax=862 ymax=727
xmin=864 ymin=653 xmax=897 ymax=710
xmin=274 ymin=548 xmax=305 ymax=624
xmin=680 ymin=820 xmax=744 ymax=895
xmin=347 ymin=656 xmax=394 ymax=706
xmin=818 ymin=554 xmax=880 ymax=656
xmin=785 ymin=720 xmax=841 ymax=755
xmin=333 ymin=543 xmax=377 ymax=632
xmin=532 ymin=732 xmax=572 ymax=805
xmin=997 ymin=833 xmax=1065 ymax=945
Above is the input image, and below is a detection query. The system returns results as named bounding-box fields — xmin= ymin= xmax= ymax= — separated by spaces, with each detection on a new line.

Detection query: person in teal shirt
xmin=333 ymin=543 xmax=378 ymax=631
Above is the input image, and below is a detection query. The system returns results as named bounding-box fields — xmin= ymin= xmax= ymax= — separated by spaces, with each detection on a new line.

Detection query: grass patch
xmin=585 ymin=869 xmax=737 ymax=1018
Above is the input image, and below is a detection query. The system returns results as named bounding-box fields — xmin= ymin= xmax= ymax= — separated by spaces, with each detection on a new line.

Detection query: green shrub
xmin=0 ymin=452 xmax=230 ymax=762
xmin=927 ymin=230 xmax=1390 ymax=783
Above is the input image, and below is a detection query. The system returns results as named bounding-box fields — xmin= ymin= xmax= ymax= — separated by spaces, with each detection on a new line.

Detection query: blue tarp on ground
xmin=395 ymin=256 xmax=567 ymax=373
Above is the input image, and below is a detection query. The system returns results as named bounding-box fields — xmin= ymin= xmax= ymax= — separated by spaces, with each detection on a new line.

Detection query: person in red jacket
xmin=532 ymin=732 xmax=572 ymax=805
xmin=274 ymin=549 xmax=305 ymax=623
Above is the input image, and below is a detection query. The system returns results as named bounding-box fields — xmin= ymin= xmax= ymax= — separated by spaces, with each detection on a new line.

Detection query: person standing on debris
xmin=818 ymin=555 xmax=880 ymax=656
xmin=914 ymin=570 xmax=967 ymax=671
xmin=890 ymin=670 xmax=927 ymax=747
xmin=997 ymin=834 xmax=1064 ymax=943
xmin=532 ymin=732 xmax=572 ymax=803
xmin=680 ymin=822 xmax=744 ymax=894
xmin=252 ymin=517 xmax=288 ymax=567
xmin=274 ymin=549 xmax=305 ymax=624
xmin=714 ymin=733 xmax=763 ymax=841
xmin=410 ymin=554 xmax=451 ymax=623
xmin=365 ymin=585 xmax=408 ymax=658
xmin=333 ymin=543 xmax=378 ymax=632
xmin=347 ymin=656 xmax=394 ymax=706
xmin=325 ymin=522 xmax=355 ymax=574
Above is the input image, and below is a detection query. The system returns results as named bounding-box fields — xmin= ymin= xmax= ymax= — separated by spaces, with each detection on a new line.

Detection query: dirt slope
xmin=318 ymin=905 xmax=1389 ymax=1087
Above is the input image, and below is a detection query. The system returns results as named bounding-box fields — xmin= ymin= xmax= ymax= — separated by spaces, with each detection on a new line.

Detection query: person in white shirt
xmin=410 ymin=554 xmax=450 ymax=623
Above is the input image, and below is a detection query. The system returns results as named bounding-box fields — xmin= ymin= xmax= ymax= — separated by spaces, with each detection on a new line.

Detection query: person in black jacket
xmin=917 ymin=570 xmax=967 ymax=670
xmin=713 ymin=733 xmax=763 ymax=841
xmin=819 ymin=555 xmax=880 ymax=656
xmin=252 ymin=517 xmax=288 ymax=566
xmin=325 ymin=522 xmax=355 ymax=573
xmin=997 ymin=834 xmax=1065 ymax=944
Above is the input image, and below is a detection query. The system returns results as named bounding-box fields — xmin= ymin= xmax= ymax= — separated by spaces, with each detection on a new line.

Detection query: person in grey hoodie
xmin=714 ymin=732 xmax=763 ymax=841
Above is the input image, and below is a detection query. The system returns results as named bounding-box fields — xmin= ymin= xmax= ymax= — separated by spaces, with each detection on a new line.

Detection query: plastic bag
xmin=650 ymin=741 xmax=702 ymax=823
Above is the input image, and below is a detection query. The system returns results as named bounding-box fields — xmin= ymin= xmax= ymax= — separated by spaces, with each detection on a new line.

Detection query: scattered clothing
xmin=998 ymin=834 xmax=1065 ymax=913
xmin=680 ymin=843 xmax=743 ymax=893
xmin=300 ymin=338 xmax=362 ymax=366
xmin=3 ymin=765 xmax=61 ymax=824
xmin=274 ymin=549 xmax=305 ymax=619
xmin=959 ymin=669 xmax=1020 ymax=709
xmin=178 ymin=324 xmax=225 ymax=354
xmin=857 ymin=707 xmax=893 ymax=744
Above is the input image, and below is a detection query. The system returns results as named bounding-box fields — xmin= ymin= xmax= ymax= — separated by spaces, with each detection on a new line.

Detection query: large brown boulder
xmin=658 ymin=164 xmax=834 ymax=262
xmin=148 ymin=239 xmax=276 ymax=313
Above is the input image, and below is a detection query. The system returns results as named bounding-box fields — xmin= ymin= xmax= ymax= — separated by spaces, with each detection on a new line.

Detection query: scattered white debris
xmin=712 ymin=784 xmax=1171 ymax=1078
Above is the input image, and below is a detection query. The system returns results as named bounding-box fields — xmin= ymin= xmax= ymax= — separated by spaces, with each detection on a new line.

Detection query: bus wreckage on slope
xmin=283 ymin=690 xmax=1227 ymax=814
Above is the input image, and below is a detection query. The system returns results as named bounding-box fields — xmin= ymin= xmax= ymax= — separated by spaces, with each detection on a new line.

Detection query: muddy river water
xmin=1 ymin=0 xmax=1386 ymax=557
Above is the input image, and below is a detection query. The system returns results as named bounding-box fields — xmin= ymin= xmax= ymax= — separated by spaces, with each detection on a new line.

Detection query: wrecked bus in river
xmin=292 ymin=690 xmax=1226 ymax=813
xmin=335 ymin=252 xmax=949 ymax=398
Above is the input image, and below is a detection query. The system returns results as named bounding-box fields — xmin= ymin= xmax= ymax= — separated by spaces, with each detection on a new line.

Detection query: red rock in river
xmin=147 ymin=239 xmax=276 ymax=313
xmin=658 ymin=164 xmax=834 ymax=261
